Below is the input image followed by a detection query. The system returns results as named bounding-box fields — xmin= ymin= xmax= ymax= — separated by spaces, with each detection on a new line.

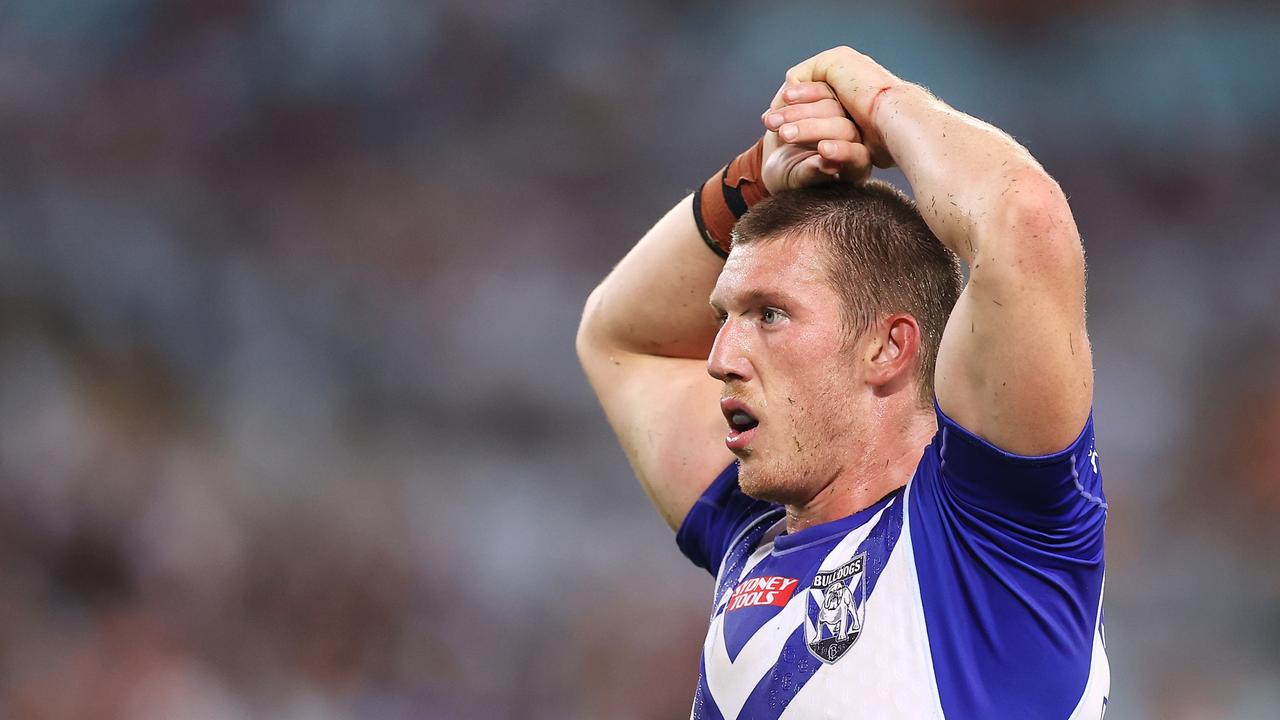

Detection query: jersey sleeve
xmin=676 ymin=463 xmax=778 ymax=577
xmin=905 ymin=402 xmax=1109 ymax=717
xmin=929 ymin=399 xmax=1106 ymax=533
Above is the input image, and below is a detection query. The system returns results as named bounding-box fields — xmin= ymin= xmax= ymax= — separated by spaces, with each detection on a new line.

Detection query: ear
xmin=862 ymin=314 xmax=921 ymax=397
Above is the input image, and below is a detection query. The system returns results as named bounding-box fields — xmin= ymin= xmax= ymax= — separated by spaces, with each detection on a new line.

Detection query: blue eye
xmin=762 ymin=308 xmax=782 ymax=325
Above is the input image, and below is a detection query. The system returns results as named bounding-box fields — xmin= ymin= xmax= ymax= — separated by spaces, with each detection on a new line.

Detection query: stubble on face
xmin=735 ymin=376 xmax=859 ymax=507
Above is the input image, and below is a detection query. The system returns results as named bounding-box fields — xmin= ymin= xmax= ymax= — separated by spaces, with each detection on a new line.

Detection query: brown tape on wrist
xmin=694 ymin=138 xmax=770 ymax=258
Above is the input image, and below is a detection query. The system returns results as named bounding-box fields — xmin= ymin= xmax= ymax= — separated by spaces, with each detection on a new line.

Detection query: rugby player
xmin=576 ymin=46 xmax=1108 ymax=718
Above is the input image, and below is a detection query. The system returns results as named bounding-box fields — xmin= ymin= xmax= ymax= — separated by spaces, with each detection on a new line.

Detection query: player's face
xmin=708 ymin=233 xmax=870 ymax=506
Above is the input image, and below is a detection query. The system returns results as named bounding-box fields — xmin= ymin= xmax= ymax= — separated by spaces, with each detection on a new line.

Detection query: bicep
xmin=578 ymin=348 xmax=733 ymax=531
xmin=934 ymin=199 xmax=1093 ymax=456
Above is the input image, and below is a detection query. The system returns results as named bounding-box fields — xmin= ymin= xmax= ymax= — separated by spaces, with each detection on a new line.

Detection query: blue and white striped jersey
xmin=677 ymin=402 xmax=1109 ymax=719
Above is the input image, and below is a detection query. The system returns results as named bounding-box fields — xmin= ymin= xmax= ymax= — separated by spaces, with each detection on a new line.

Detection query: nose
xmin=707 ymin=317 xmax=753 ymax=383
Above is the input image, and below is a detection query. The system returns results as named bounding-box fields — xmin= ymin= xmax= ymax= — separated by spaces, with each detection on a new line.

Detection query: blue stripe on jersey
xmin=714 ymin=509 xmax=787 ymax=637
xmin=725 ymin=492 xmax=906 ymax=720
xmin=910 ymin=402 xmax=1106 ymax=718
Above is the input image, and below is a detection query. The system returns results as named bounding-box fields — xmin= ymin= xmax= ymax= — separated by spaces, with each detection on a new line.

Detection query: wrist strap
xmin=693 ymin=138 xmax=770 ymax=258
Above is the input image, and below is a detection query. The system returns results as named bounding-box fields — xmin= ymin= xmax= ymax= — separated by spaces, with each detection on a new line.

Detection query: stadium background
xmin=0 ymin=0 xmax=1277 ymax=717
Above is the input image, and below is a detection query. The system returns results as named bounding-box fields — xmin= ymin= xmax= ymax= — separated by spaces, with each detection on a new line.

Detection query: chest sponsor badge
xmin=726 ymin=575 xmax=800 ymax=612
xmin=803 ymin=552 xmax=867 ymax=663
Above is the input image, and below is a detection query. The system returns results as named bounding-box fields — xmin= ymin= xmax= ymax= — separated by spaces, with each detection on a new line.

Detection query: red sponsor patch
xmin=726 ymin=575 xmax=799 ymax=612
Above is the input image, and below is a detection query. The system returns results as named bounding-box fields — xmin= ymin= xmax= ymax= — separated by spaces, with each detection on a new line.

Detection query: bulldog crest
xmin=804 ymin=552 xmax=867 ymax=663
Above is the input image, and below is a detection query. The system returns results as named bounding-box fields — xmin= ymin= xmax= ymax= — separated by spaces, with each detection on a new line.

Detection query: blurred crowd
xmin=0 ymin=0 xmax=1277 ymax=718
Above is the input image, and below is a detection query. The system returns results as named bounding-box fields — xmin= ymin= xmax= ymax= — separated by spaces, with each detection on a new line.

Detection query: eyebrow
xmin=709 ymin=287 xmax=798 ymax=312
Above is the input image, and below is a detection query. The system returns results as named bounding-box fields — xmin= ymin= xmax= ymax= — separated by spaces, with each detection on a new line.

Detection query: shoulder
xmin=916 ymin=398 xmax=1106 ymax=528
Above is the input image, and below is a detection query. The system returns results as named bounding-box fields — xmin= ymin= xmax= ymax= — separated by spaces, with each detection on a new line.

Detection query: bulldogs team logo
xmin=803 ymin=552 xmax=867 ymax=664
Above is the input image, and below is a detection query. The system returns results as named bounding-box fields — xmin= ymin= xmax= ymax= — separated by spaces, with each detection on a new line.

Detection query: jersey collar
xmin=772 ymin=486 xmax=903 ymax=554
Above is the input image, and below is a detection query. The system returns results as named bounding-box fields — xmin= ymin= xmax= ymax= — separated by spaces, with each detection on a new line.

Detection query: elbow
xmin=575 ymin=284 xmax=607 ymax=367
xmin=991 ymin=170 xmax=1084 ymax=279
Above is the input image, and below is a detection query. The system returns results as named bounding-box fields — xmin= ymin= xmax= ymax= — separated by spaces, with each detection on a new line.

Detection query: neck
xmin=783 ymin=403 xmax=937 ymax=533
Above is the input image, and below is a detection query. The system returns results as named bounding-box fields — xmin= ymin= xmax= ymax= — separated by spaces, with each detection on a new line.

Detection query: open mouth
xmin=721 ymin=399 xmax=760 ymax=451
xmin=728 ymin=410 xmax=758 ymax=433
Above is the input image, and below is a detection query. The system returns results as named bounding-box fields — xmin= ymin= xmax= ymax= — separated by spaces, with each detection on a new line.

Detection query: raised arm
xmin=774 ymin=47 xmax=1091 ymax=455
xmin=576 ymin=195 xmax=731 ymax=530
xmin=577 ymin=87 xmax=868 ymax=529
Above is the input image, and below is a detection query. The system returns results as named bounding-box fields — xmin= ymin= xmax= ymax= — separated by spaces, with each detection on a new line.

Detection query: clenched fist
xmin=771 ymin=47 xmax=906 ymax=170
xmin=759 ymin=81 xmax=873 ymax=192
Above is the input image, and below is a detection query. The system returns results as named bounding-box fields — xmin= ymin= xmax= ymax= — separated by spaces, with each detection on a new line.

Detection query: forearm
xmin=874 ymin=85 xmax=1076 ymax=267
xmin=577 ymin=194 xmax=724 ymax=360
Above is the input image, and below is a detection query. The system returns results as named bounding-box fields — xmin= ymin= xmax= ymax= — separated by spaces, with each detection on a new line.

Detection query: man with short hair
xmin=576 ymin=46 xmax=1108 ymax=718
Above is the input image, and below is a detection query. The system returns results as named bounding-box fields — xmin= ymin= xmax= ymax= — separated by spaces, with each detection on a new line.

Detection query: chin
xmin=736 ymin=456 xmax=807 ymax=506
